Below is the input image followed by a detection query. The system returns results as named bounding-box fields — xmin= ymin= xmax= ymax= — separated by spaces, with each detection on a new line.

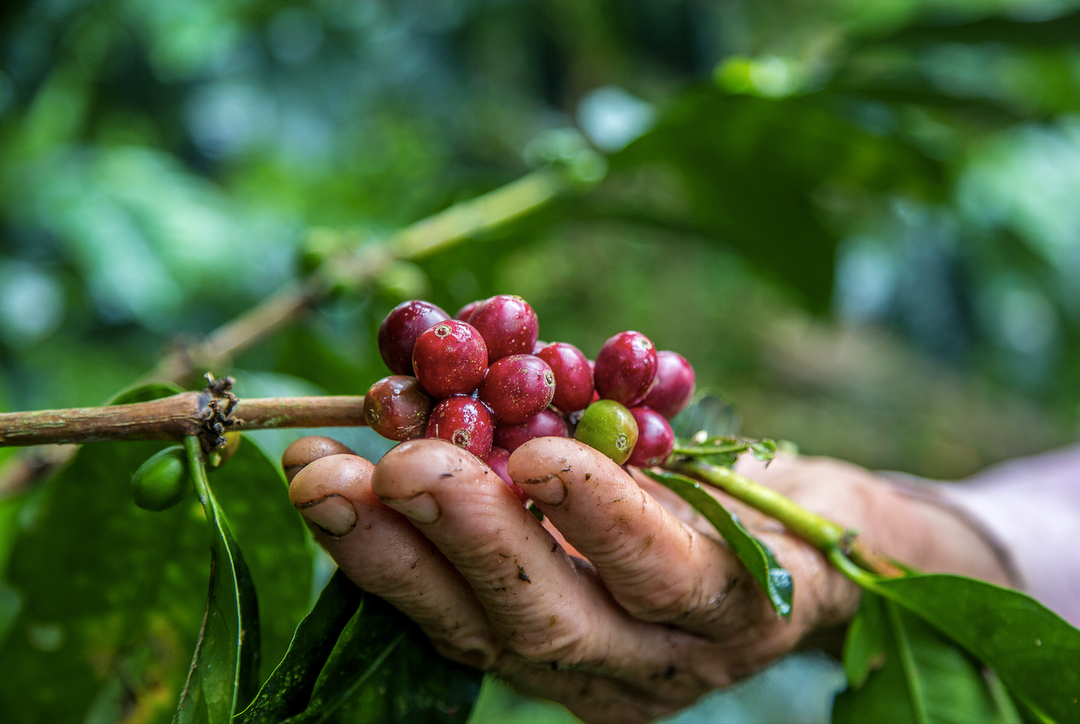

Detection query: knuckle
xmin=502 ymin=617 xmax=593 ymax=667
xmin=621 ymin=576 xmax=709 ymax=623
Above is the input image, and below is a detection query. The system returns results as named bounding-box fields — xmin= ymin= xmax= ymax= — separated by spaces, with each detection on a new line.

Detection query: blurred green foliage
xmin=3 ymin=0 xmax=1080 ymax=721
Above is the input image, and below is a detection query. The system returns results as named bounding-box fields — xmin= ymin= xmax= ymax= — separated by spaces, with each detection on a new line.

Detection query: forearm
xmin=885 ymin=444 xmax=1080 ymax=627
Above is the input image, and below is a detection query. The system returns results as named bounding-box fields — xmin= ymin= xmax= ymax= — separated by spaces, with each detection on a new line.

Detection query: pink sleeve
xmin=889 ymin=445 xmax=1080 ymax=627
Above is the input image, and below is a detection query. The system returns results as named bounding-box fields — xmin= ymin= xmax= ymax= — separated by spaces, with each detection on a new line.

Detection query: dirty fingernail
xmin=380 ymin=492 xmax=441 ymax=524
xmin=296 ymin=494 xmax=357 ymax=537
xmin=519 ymin=475 xmax=567 ymax=507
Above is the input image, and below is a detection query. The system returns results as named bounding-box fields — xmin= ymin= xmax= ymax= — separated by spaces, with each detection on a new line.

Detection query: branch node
xmin=199 ymin=373 xmax=240 ymax=453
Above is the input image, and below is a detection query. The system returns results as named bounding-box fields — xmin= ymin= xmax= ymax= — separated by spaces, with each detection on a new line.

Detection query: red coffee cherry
xmin=493 ymin=408 xmax=568 ymax=452
xmin=378 ymin=300 xmax=450 ymax=375
xmin=478 ymin=354 xmax=555 ymax=424
xmin=484 ymin=446 xmax=530 ymax=505
xmin=468 ymin=294 xmax=539 ymax=363
xmin=454 ymin=300 xmax=481 ymax=322
xmin=363 ymin=375 xmax=433 ymax=441
xmin=593 ymin=331 xmax=658 ymax=408
xmin=627 ymin=407 xmax=675 ymax=467
xmin=425 ymin=396 xmax=495 ymax=459
xmin=538 ymin=342 xmax=594 ymax=413
xmin=412 ymin=320 xmax=488 ymax=397
xmin=642 ymin=351 xmax=696 ymax=419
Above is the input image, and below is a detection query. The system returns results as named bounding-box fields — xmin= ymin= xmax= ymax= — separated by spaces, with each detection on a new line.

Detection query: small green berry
xmin=131 ymin=446 xmax=192 ymax=511
xmin=574 ymin=400 xmax=639 ymax=465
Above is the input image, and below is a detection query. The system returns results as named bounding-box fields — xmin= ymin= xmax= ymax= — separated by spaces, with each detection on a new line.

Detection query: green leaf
xmin=241 ymin=569 xmax=481 ymax=724
xmin=206 ymin=434 xmax=313 ymax=681
xmin=841 ymin=586 xmax=888 ymax=689
xmin=669 ymin=391 xmax=740 ymax=440
xmin=872 ymin=11 xmax=1080 ymax=47
xmin=868 ymin=575 xmax=1080 ymax=724
xmin=174 ymin=437 xmax=260 ymax=724
xmin=0 ymin=384 xmax=206 ymax=724
xmin=642 ymin=469 xmax=793 ymax=619
xmin=285 ymin=590 xmax=481 ymax=724
xmin=834 ymin=592 xmax=1021 ymax=724
xmin=236 ymin=570 xmax=364 ymax=723
xmin=104 ymin=381 xmax=186 ymax=405
xmin=608 ymin=90 xmax=945 ymax=308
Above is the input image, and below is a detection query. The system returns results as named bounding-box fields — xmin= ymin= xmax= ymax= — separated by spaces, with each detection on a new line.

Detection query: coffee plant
xmin=3 ymin=3 xmax=1080 ymax=722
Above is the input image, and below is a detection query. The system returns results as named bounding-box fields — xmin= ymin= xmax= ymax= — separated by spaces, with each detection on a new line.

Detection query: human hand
xmin=283 ymin=436 xmax=1011 ymax=723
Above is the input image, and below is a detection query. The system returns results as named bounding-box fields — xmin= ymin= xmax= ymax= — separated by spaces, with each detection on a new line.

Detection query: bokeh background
xmin=2 ymin=0 xmax=1080 ymax=721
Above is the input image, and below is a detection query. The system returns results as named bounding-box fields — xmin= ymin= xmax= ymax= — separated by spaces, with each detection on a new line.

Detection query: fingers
xmin=507 ymin=437 xmax=775 ymax=636
xmin=369 ymin=440 xmax=715 ymax=698
xmin=281 ymin=436 xmax=355 ymax=482
xmin=288 ymin=453 xmax=502 ymax=669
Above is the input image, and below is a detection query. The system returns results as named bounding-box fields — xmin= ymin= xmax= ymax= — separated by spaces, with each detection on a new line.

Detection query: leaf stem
xmin=671 ymin=444 xmax=750 ymax=455
xmin=672 ymin=457 xmax=846 ymax=550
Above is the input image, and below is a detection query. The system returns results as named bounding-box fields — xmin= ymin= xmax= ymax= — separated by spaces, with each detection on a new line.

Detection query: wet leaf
xmin=235 ymin=570 xmax=363 ymax=723
xmin=834 ymin=592 xmax=1020 ymax=724
xmin=286 ymin=590 xmax=481 ymax=724
xmin=642 ymin=469 xmax=793 ymax=619
xmin=240 ymin=570 xmax=481 ymax=724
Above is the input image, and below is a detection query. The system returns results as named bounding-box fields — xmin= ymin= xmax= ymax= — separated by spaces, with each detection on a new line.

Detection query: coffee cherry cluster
xmin=364 ymin=295 xmax=695 ymax=494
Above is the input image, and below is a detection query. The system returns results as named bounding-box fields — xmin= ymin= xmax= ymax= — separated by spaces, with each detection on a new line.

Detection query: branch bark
xmin=0 ymin=394 xmax=367 ymax=448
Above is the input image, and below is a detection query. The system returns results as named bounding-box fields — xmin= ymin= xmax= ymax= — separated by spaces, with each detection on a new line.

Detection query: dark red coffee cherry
xmin=593 ymin=331 xmax=658 ymax=408
xmin=642 ymin=351 xmax=696 ymax=420
xmin=478 ymin=354 xmax=555 ymax=424
xmin=494 ymin=409 xmax=568 ymax=453
xmin=531 ymin=340 xmax=548 ymax=354
xmin=412 ymin=320 xmax=488 ymax=397
xmin=468 ymin=294 xmax=539 ymax=363
xmin=454 ymin=300 xmax=481 ymax=322
xmin=538 ymin=342 xmax=594 ymax=413
xmin=426 ymin=396 xmax=494 ymax=459
xmin=363 ymin=375 xmax=433 ymax=441
xmin=484 ymin=446 xmax=530 ymax=505
xmin=627 ymin=407 xmax=675 ymax=467
xmin=378 ymin=300 xmax=450 ymax=375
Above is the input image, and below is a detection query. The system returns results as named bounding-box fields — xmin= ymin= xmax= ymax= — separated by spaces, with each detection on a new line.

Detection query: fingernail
xmin=518 ymin=474 xmax=567 ymax=507
xmin=380 ymin=492 xmax=441 ymax=524
xmin=296 ymin=494 xmax=357 ymax=537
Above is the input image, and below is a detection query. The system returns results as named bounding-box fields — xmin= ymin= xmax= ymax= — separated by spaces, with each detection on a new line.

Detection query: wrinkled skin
xmin=285 ymin=437 xmax=1011 ymax=723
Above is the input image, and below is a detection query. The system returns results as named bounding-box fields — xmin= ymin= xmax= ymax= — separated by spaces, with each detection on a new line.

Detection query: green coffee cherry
xmin=131 ymin=446 xmax=191 ymax=511
xmin=574 ymin=399 xmax=639 ymax=465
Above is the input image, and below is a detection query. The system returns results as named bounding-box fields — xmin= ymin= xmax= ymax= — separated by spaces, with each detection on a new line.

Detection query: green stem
xmin=183 ymin=435 xmax=211 ymax=507
xmin=672 ymin=457 xmax=847 ymax=551
xmin=671 ymin=444 xmax=750 ymax=455
xmin=674 ymin=457 xmax=905 ymax=578
xmin=827 ymin=545 xmax=881 ymax=589
xmin=386 ymin=169 xmax=566 ymax=259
